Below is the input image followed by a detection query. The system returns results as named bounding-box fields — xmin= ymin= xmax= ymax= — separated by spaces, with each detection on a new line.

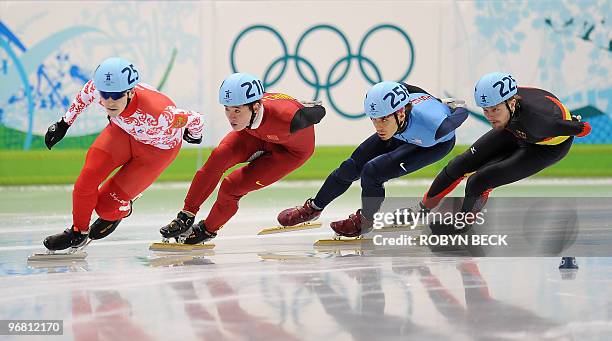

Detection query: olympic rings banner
xmin=1 ymin=1 xmax=610 ymax=149
xmin=229 ymin=23 xmax=415 ymax=120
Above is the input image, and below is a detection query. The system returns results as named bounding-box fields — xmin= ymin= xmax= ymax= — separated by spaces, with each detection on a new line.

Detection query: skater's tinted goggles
xmin=99 ymin=90 xmax=128 ymax=100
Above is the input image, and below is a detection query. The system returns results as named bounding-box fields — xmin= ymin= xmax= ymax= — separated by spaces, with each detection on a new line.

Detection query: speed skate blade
xmin=258 ymin=221 xmax=322 ymax=235
xmin=371 ymin=223 xmax=425 ymax=233
xmin=149 ymin=242 xmax=215 ymax=252
xmin=27 ymin=251 xmax=87 ymax=262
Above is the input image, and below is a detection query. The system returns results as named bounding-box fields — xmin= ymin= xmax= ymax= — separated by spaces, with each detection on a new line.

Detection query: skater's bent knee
xmin=446 ymin=157 xmax=473 ymax=178
xmin=95 ymin=183 xmax=133 ymax=221
xmin=360 ymin=162 xmax=387 ymax=186
xmin=218 ymin=177 xmax=246 ymax=199
xmin=465 ymin=172 xmax=490 ymax=196
xmin=332 ymin=158 xmax=361 ymax=182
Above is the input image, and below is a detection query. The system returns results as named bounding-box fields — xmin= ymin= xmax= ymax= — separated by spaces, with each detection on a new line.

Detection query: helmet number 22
xmin=492 ymin=75 xmax=516 ymax=98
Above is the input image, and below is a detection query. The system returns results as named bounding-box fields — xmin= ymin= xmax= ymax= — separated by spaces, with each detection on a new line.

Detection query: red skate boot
xmin=277 ymin=199 xmax=322 ymax=226
xmin=330 ymin=209 xmax=373 ymax=238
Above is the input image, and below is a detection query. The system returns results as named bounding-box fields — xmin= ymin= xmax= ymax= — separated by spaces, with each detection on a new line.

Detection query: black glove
xmin=290 ymin=105 xmax=326 ymax=133
xmin=44 ymin=118 xmax=70 ymax=150
xmin=183 ymin=129 xmax=202 ymax=144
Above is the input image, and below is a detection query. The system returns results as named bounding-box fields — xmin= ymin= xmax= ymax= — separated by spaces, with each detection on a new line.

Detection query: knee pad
xmin=89 ymin=218 xmax=122 ymax=240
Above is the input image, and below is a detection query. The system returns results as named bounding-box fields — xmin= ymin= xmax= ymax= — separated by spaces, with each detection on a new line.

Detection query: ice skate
xmin=88 ymin=194 xmax=141 ymax=240
xmin=558 ymin=257 xmax=579 ymax=280
xmin=258 ymin=221 xmax=322 ymax=235
xmin=329 ymin=209 xmax=374 ymax=237
xmin=160 ymin=211 xmax=196 ymax=239
xmin=150 ymin=221 xmax=216 ymax=252
xmin=183 ymin=221 xmax=217 ymax=244
xmin=559 ymin=256 xmax=578 ymax=270
xmin=260 ymin=199 xmax=323 ymax=235
xmin=28 ymin=227 xmax=91 ymax=261
xmin=313 ymin=210 xmax=374 ymax=248
xmin=89 ymin=218 xmax=122 ymax=240
xmin=313 ymin=232 xmax=373 ymax=249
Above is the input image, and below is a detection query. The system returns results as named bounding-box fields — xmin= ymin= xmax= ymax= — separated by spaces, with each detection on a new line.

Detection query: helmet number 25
xmin=383 ymin=84 xmax=409 ymax=109
xmin=492 ymin=75 xmax=516 ymax=98
xmin=121 ymin=64 xmax=140 ymax=85
xmin=241 ymin=80 xmax=264 ymax=99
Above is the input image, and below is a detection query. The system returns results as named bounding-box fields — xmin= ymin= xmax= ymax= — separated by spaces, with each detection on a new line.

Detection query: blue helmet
xmin=474 ymin=72 xmax=518 ymax=108
xmin=219 ymin=73 xmax=265 ymax=106
xmin=364 ymin=81 xmax=410 ymax=118
xmin=93 ymin=57 xmax=140 ymax=92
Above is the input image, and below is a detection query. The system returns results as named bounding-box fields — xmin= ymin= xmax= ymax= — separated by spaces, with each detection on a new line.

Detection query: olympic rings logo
xmin=230 ymin=24 xmax=415 ymax=119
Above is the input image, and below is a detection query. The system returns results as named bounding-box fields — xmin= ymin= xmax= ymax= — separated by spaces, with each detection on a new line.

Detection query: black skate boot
xmin=160 ymin=211 xmax=195 ymax=239
xmin=559 ymin=257 xmax=578 ymax=269
xmin=184 ymin=221 xmax=217 ymax=245
xmin=89 ymin=196 xmax=139 ymax=240
xmin=43 ymin=226 xmax=89 ymax=251
xmin=89 ymin=218 xmax=122 ymax=240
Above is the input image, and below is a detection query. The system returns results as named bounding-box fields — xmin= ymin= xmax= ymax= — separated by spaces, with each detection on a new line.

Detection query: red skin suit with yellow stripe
xmin=183 ymin=93 xmax=315 ymax=231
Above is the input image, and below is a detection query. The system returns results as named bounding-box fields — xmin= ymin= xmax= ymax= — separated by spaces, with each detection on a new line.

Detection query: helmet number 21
xmin=241 ymin=80 xmax=264 ymax=99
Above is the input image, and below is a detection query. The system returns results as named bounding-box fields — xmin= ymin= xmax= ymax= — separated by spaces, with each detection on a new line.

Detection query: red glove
xmin=576 ymin=121 xmax=591 ymax=137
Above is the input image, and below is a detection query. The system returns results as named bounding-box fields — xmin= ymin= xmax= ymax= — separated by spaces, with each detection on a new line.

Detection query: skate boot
xmin=43 ymin=226 xmax=89 ymax=251
xmin=277 ymin=198 xmax=322 ymax=226
xmin=184 ymin=221 xmax=217 ymax=245
xmin=160 ymin=211 xmax=195 ymax=239
xmin=89 ymin=195 xmax=141 ymax=240
xmin=330 ymin=209 xmax=373 ymax=238
xmin=559 ymin=257 xmax=578 ymax=269
xmin=89 ymin=218 xmax=122 ymax=240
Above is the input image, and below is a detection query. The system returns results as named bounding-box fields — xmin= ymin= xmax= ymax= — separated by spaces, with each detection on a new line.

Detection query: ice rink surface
xmin=1 ymin=180 xmax=612 ymax=340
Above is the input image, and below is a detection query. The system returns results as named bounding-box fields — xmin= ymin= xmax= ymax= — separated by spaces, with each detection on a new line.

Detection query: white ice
xmin=1 ymin=181 xmax=612 ymax=340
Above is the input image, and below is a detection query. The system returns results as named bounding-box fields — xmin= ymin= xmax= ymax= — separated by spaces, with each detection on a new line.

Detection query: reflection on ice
xmin=2 ymin=183 xmax=612 ymax=340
